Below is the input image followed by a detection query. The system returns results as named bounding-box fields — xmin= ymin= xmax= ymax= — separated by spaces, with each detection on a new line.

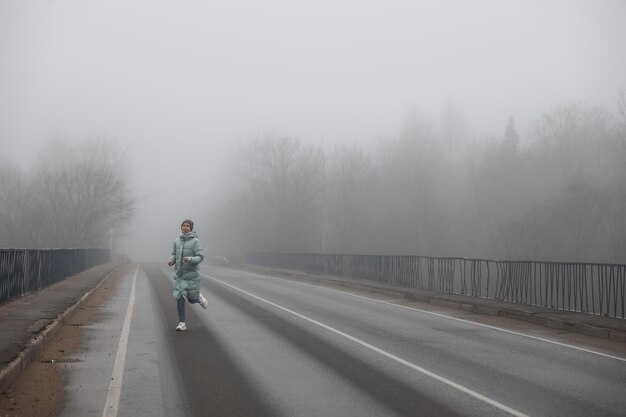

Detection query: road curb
xmin=609 ymin=330 xmax=626 ymax=342
xmin=415 ymin=292 xmax=624 ymax=341
xmin=0 ymin=264 xmax=123 ymax=394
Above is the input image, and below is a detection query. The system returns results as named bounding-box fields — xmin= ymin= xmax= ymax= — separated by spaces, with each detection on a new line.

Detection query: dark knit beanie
xmin=181 ymin=219 xmax=194 ymax=231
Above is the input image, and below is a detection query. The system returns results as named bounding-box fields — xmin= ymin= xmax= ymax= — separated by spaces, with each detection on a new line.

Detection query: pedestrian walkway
xmin=0 ymin=262 xmax=124 ymax=393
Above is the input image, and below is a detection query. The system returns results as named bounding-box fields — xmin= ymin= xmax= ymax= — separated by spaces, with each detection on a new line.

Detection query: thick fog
xmin=1 ymin=1 xmax=625 ymax=263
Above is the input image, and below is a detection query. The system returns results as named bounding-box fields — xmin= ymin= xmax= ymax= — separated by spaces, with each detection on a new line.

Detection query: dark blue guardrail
xmin=0 ymin=248 xmax=111 ymax=303
xmin=246 ymin=252 xmax=626 ymax=319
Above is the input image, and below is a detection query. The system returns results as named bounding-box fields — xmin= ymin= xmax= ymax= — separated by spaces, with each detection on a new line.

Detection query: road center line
xmin=101 ymin=265 xmax=138 ymax=417
xmin=204 ymin=274 xmax=530 ymax=417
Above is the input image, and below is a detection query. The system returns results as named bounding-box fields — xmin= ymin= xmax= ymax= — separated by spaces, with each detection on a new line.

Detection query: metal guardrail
xmin=246 ymin=252 xmax=626 ymax=319
xmin=0 ymin=248 xmax=111 ymax=303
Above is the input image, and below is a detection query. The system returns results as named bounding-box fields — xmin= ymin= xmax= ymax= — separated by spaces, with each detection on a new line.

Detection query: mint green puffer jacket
xmin=170 ymin=231 xmax=204 ymax=300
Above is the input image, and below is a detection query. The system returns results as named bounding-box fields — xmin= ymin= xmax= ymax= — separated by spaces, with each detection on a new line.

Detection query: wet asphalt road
xmin=59 ymin=264 xmax=626 ymax=417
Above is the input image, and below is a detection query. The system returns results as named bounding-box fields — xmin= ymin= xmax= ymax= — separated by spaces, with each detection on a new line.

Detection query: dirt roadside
xmin=0 ymin=266 xmax=128 ymax=417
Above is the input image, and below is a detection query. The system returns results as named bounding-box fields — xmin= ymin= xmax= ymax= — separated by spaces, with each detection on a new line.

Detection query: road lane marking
xmin=101 ymin=265 xmax=138 ymax=417
xmin=204 ymin=274 xmax=531 ymax=417
xmin=232 ymin=269 xmax=626 ymax=363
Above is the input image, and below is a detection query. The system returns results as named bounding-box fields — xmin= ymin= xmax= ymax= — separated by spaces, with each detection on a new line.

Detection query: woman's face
xmin=181 ymin=223 xmax=192 ymax=234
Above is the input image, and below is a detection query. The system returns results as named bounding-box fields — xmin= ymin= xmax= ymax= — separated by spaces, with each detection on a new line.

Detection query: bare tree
xmin=374 ymin=114 xmax=450 ymax=255
xmin=604 ymin=90 xmax=626 ymax=261
xmin=468 ymin=117 xmax=528 ymax=257
xmin=0 ymin=163 xmax=31 ymax=247
xmin=494 ymin=103 xmax=615 ymax=261
xmin=324 ymin=145 xmax=376 ymax=254
xmin=439 ymin=99 xmax=470 ymax=149
xmin=8 ymin=137 xmax=136 ymax=249
xmin=532 ymin=103 xmax=611 ymax=183
xmin=229 ymin=134 xmax=325 ymax=254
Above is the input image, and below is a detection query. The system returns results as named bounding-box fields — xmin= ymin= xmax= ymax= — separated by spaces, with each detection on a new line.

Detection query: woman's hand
xmin=183 ymin=256 xmax=191 ymax=263
xmin=167 ymin=260 xmax=174 ymax=266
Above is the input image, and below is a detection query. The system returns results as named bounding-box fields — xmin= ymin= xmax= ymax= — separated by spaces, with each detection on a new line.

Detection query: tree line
xmin=0 ymin=137 xmax=135 ymax=249
xmin=2 ymin=97 xmax=624 ymax=264
xmin=205 ymin=96 xmax=626 ymax=264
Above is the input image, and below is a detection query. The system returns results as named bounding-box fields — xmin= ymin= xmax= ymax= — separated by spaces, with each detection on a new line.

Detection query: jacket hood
xmin=179 ymin=230 xmax=198 ymax=240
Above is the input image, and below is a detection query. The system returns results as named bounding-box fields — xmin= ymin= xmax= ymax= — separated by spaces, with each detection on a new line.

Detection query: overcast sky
xmin=1 ymin=0 xmax=625 ymax=258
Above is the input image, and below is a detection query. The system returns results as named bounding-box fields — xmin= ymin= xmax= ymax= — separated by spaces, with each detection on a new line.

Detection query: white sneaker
xmin=199 ymin=293 xmax=208 ymax=309
xmin=175 ymin=322 xmax=187 ymax=331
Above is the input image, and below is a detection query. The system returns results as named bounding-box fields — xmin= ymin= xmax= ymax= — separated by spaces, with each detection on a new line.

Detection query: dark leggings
xmin=177 ymin=294 xmax=199 ymax=322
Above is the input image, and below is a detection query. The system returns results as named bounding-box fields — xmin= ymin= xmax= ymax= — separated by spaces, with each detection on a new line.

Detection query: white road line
xmin=101 ymin=265 xmax=138 ymax=417
xmin=204 ymin=274 xmax=531 ymax=417
xmin=234 ymin=269 xmax=626 ymax=362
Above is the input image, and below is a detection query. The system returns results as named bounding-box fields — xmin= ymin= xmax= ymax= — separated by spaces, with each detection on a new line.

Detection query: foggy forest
xmin=2 ymin=96 xmax=626 ymax=264
xmin=211 ymin=98 xmax=626 ymax=264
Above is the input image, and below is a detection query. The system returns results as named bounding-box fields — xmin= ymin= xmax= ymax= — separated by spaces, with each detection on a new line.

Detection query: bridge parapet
xmin=0 ymin=248 xmax=111 ymax=303
xmin=247 ymin=252 xmax=626 ymax=319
